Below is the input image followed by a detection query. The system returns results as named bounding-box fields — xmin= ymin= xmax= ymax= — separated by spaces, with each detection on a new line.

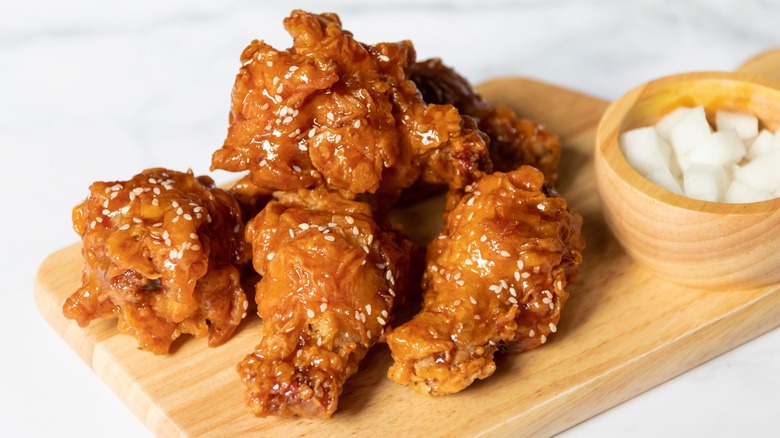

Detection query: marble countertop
xmin=2 ymin=1 xmax=778 ymax=436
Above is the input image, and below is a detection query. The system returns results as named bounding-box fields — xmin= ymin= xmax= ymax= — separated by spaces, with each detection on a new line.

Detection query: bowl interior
xmin=599 ymin=71 xmax=780 ymax=213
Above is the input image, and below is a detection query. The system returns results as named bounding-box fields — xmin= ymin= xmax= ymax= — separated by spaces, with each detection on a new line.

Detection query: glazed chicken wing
xmin=386 ymin=167 xmax=584 ymax=395
xmin=237 ymin=188 xmax=412 ymax=417
xmin=211 ymin=10 xmax=490 ymax=200
xmin=410 ymin=58 xmax=562 ymax=186
xmin=63 ymin=168 xmax=251 ymax=354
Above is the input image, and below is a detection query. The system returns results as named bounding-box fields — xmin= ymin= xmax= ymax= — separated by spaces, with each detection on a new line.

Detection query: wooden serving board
xmin=35 ymin=50 xmax=780 ymax=437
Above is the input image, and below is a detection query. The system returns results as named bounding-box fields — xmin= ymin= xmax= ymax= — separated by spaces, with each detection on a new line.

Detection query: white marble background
xmin=2 ymin=0 xmax=779 ymax=436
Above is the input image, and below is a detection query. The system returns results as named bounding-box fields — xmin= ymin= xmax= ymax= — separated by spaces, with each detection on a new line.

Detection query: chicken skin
xmin=386 ymin=167 xmax=584 ymax=395
xmin=63 ymin=168 xmax=251 ymax=355
xmin=237 ymin=188 xmax=412 ymax=417
xmin=410 ymin=58 xmax=562 ymax=186
xmin=211 ymin=10 xmax=490 ymax=200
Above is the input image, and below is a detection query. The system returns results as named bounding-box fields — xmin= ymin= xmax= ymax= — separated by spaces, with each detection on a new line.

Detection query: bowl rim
xmin=596 ymin=70 xmax=780 ymax=215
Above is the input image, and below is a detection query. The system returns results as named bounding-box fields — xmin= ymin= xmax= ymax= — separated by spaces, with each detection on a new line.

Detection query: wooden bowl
xmin=594 ymin=71 xmax=780 ymax=289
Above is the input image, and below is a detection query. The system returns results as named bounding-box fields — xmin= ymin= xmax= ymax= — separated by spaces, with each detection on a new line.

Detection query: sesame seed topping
xmin=454 ymin=272 xmax=461 ymax=280
xmin=176 ymin=207 xmax=183 ymax=215
xmin=95 ymin=217 xmax=103 ymax=223
xmin=500 ymin=250 xmax=511 ymax=257
xmin=183 ymin=214 xmax=192 ymax=221
xmin=320 ymin=303 xmax=328 ymax=312
xmin=521 ymin=272 xmax=531 ymax=279
xmin=327 ymin=112 xmax=334 ymax=121
xmin=514 ymin=271 xmax=521 ymax=281
xmin=153 ymin=187 xmax=161 ymax=195
xmin=191 ymin=245 xmax=200 ymax=251
xmin=541 ymin=335 xmax=547 ymax=344
xmin=365 ymin=304 xmax=372 ymax=315
xmin=367 ymin=234 xmax=373 ymax=244
xmin=354 ymin=120 xmax=361 ymax=128
xmin=152 ymin=198 xmax=159 ymax=206
xmin=470 ymin=296 xmax=477 ymax=305
xmin=385 ymin=270 xmax=392 ymax=281
xmin=375 ymin=263 xmax=385 ymax=269
xmin=456 ymin=280 xmax=465 ymax=286
xmin=529 ymin=330 xmax=535 ymax=337
xmin=292 ymin=165 xmax=301 ymax=172
xmin=299 ymin=223 xmax=310 ymax=230
xmin=363 ymin=245 xmax=370 ymax=253
xmin=283 ymin=116 xmax=293 ymax=124
xmin=148 ymin=178 xmax=157 ymax=184
xmin=119 ymin=224 xmax=130 ymax=231
xmin=466 ymin=197 xmax=475 ymax=206
xmin=308 ymin=128 xmax=316 ymax=138
xmin=480 ymin=235 xmax=487 ymax=242
xmin=488 ymin=285 xmax=501 ymax=293
xmin=499 ymin=279 xmax=508 ymax=289
xmin=352 ymin=226 xmax=359 ymax=236
xmin=102 ymin=209 xmax=110 ymax=215
xmin=379 ymin=54 xmax=390 ymax=62
xmin=288 ymin=229 xmax=295 ymax=238
xmin=266 ymin=60 xmax=273 ymax=67
xmin=508 ymin=297 xmax=518 ymax=304
xmin=334 ymin=134 xmax=342 ymax=143
xmin=266 ymin=252 xmax=275 ymax=261
xmin=517 ymin=259 xmax=525 ymax=270
xmin=133 ymin=217 xmax=142 ymax=223
xmin=377 ymin=317 xmax=386 ymax=325
xmin=189 ymin=233 xmax=197 ymax=239
xmin=542 ymin=297 xmax=552 ymax=304
xmin=345 ymin=216 xmax=354 ymax=225
xmin=324 ymin=235 xmax=336 ymax=242
xmin=464 ymin=258 xmax=473 ymax=266
xmin=509 ymin=287 xmax=517 ymax=296
xmin=90 ymin=221 xmax=96 ymax=229
xmin=549 ymin=322 xmax=557 ymax=333
xmin=474 ymin=315 xmax=481 ymax=320
xmin=388 ymin=288 xmax=395 ymax=297
xmin=328 ymin=222 xmax=337 ymax=228
xmin=381 ymin=310 xmax=388 ymax=318
xmin=276 ymin=84 xmax=283 ymax=94
xmin=298 ymin=144 xmax=308 ymax=151
xmin=306 ymin=309 xmax=315 ymax=319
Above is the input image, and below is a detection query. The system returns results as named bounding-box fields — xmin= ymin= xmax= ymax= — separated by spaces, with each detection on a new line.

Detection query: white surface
xmin=2 ymin=1 xmax=779 ymax=436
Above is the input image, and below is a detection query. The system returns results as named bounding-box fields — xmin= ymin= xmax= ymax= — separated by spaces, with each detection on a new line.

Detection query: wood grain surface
xmin=35 ymin=51 xmax=780 ymax=437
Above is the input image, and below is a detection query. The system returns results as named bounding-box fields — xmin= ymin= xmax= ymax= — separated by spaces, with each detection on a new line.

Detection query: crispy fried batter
xmin=237 ymin=188 xmax=412 ymax=417
xmin=410 ymin=58 xmax=562 ymax=185
xmin=211 ymin=10 xmax=490 ymax=200
xmin=386 ymin=167 xmax=584 ymax=395
xmin=63 ymin=168 xmax=251 ymax=355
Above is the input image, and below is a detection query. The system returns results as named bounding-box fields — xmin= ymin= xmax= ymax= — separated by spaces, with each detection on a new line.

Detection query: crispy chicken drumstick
xmin=386 ymin=167 xmax=584 ymax=395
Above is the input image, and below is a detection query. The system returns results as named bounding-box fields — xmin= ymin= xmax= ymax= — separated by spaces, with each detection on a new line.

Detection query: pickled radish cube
xmin=746 ymin=130 xmax=777 ymax=161
xmin=671 ymin=106 xmax=711 ymax=157
xmin=619 ymin=127 xmax=672 ymax=175
xmin=687 ymin=129 xmax=745 ymax=166
xmin=733 ymin=150 xmax=780 ymax=192
xmin=683 ymin=163 xmax=730 ymax=202
xmin=716 ymin=110 xmax=759 ymax=140
xmin=655 ymin=107 xmax=693 ymax=140
xmin=724 ymin=180 xmax=773 ymax=203
xmin=646 ymin=168 xmax=683 ymax=195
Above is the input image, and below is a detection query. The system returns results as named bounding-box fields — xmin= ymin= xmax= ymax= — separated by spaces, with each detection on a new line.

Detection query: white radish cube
xmin=746 ymin=130 xmax=777 ymax=161
xmin=716 ymin=110 xmax=759 ymax=140
xmin=724 ymin=180 xmax=774 ymax=203
xmin=645 ymin=168 xmax=683 ymax=195
xmin=620 ymin=127 xmax=672 ymax=175
xmin=655 ymin=107 xmax=692 ymax=140
xmin=687 ymin=129 xmax=746 ymax=166
xmin=734 ymin=150 xmax=780 ymax=192
xmin=683 ymin=163 xmax=730 ymax=202
xmin=671 ymin=106 xmax=712 ymax=158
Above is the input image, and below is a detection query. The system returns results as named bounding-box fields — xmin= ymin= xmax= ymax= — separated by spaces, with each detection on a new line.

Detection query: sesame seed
xmin=514 ymin=271 xmax=521 ymax=281
xmin=296 ymin=349 xmax=302 ymax=357
xmin=509 ymin=287 xmax=517 ymax=296
xmin=345 ymin=216 xmax=354 ymax=225
xmin=480 ymin=235 xmax=487 ymax=242
xmin=261 ymin=103 xmax=269 ymax=110
xmin=95 ymin=217 xmax=103 ymax=223
xmin=521 ymin=272 xmax=531 ymax=279
xmin=165 ymin=239 xmax=171 ymax=246
xmin=388 ymin=288 xmax=395 ymax=297
xmin=385 ymin=270 xmax=392 ymax=281
xmin=541 ymin=335 xmax=547 ymax=344
xmin=120 ymin=206 xmax=130 ymax=214
xmin=361 ymin=260 xmax=366 ymax=266
xmin=456 ymin=280 xmax=465 ymax=286
xmin=298 ymin=144 xmax=308 ymax=151
xmin=292 ymin=165 xmax=301 ymax=172
xmin=375 ymin=263 xmax=385 ymax=269
xmin=266 ymin=60 xmax=273 ymax=67
xmin=517 ymin=260 xmax=524 ymax=270
xmin=500 ymin=279 xmax=508 ymax=289
xmin=308 ymin=128 xmax=316 ymax=138
xmin=163 ymin=231 xmax=169 ymax=239
xmin=508 ymin=297 xmax=518 ymax=304
xmin=529 ymin=330 xmax=535 ymax=337
xmin=377 ymin=317 xmax=386 ymax=325
xmin=153 ymin=187 xmax=160 ymax=195
xmin=176 ymin=207 xmax=183 ymax=215
xmin=557 ymin=280 xmax=564 ymax=290
xmin=381 ymin=310 xmax=388 ymax=317
xmin=148 ymin=178 xmax=156 ymax=184
xmin=328 ymin=222 xmax=337 ymax=228
xmin=289 ymin=229 xmax=295 ymax=238
xmin=430 ymin=265 xmax=438 ymax=272
xmin=275 ymin=95 xmax=283 ymax=103
xmin=488 ymin=285 xmax=501 ymax=293
xmin=234 ymin=224 xmax=240 ymax=233
xmin=276 ymin=84 xmax=283 ymax=94
xmin=542 ymin=297 xmax=551 ymax=304
xmin=366 ymin=304 xmax=372 ymax=315
xmin=266 ymin=252 xmax=275 ymax=261
xmin=324 ymin=235 xmax=335 ymax=242
xmin=467 ymin=212 xmax=474 ymax=221
xmin=110 ymin=192 xmax=118 ymax=199
xmin=474 ymin=315 xmax=481 ymax=320
xmin=306 ymin=309 xmax=315 ymax=319
xmin=363 ymin=245 xmax=369 ymax=253
xmin=500 ymin=250 xmax=511 ymax=257
xmin=169 ymin=249 xmax=177 ymax=259
xmin=549 ymin=322 xmax=557 ymax=333
xmin=334 ymin=134 xmax=342 ymax=143
xmin=183 ymin=214 xmax=192 ymax=221
xmin=102 ymin=209 xmax=110 ymax=215
xmin=90 ymin=221 xmax=96 ymax=229
xmin=464 ymin=259 xmax=473 ymax=266
xmin=193 ymin=206 xmax=202 ymax=213
xmin=352 ymin=226 xmax=359 ymax=236
xmin=189 ymin=233 xmax=197 ymax=239
xmin=153 ymin=222 xmax=162 ymax=227
xmin=133 ymin=217 xmax=142 ymax=223
xmin=119 ymin=224 xmax=130 ymax=231
xmin=299 ymin=223 xmax=310 ymax=230
xmin=354 ymin=120 xmax=361 ymax=128
xmin=454 ymin=272 xmax=461 ymax=280
xmin=191 ymin=245 xmax=200 ymax=251
xmin=321 ymin=303 xmax=328 ymax=312
xmin=467 ymin=197 xmax=475 ymax=206
xmin=379 ymin=54 xmax=390 ymax=62
xmin=367 ymin=234 xmax=373 ymax=244
xmin=327 ymin=112 xmax=334 ymax=121
xmin=283 ymin=116 xmax=293 ymax=124
xmin=470 ymin=296 xmax=477 ymax=305
xmin=152 ymin=198 xmax=159 ymax=206
xmin=473 ymin=191 xmax=481 ymax=196
xmin=129 ymin=192 xmax=136 ymax=201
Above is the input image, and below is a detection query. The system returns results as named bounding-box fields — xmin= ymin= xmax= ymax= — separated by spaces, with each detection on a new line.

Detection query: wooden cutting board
xmin=35 ymin=50 xmax=780 ymax=437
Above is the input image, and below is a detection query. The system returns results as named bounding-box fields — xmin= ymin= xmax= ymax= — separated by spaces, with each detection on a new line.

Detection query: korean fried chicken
xmin=386 ymin=167 xmax=584 ymax=395
xmin=237 ymin=188 xmax=412 ymax=418
xmin=63 ymin=168 xmax=250 ymax=355
xmin=410 ymin=58 xmax=562 ymax=186
xmin=211 ymin=10 xmax=490 ymax=200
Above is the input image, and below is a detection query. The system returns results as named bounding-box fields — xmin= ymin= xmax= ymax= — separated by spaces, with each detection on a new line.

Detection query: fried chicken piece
xmin=410 ymin=58 xmax=562 ymax=186
xmin=211 ymin=10 xmax=490 ymax=200
xmin=237 ymin=188 xmax=412 ymax=417
xmin=386 ymin=167 xmax=584 ymax=395
xmin=63 ymin=168 xmax=251 ymax=355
